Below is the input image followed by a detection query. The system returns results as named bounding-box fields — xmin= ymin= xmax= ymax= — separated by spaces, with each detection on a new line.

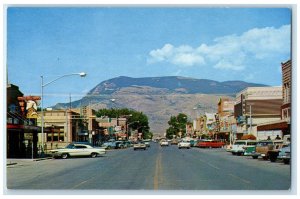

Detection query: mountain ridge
xmin=87 ymin=76 xmax=267 ymax=95
xmin=54 ymin=76 xmax=268 ymax=134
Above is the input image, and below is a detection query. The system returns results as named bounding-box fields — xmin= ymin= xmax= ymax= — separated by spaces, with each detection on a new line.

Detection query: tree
xmin=96 ymin=108 xmax=150 ymax=137
xmin=166 ymin=113 xmax=188 ymax=139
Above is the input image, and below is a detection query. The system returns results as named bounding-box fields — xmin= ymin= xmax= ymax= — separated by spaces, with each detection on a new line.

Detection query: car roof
xmin=72 ymin=143 xmax=92 ymax=147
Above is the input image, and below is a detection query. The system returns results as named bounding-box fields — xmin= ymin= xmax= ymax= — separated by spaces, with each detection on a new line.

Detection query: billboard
xmin=18 ymin=96 xmax=41 ymax=119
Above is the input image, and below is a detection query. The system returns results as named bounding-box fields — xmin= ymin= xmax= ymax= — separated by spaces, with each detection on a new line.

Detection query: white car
xmin=133 ymin=141 xmax=147 ymax=150
xmin=160 ymin=140 xmax=169 ymax=146
xmin=49 ymin=143 xmax=106 ymax=159
xmin=231 ymin=140 xmax=257 ymax=155
xmin=178 ymin=140 xmax=191 ymax=149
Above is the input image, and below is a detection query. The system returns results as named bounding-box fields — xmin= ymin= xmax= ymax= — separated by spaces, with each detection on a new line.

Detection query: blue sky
xmin=6 ymin=7 xmax=291 ymax=107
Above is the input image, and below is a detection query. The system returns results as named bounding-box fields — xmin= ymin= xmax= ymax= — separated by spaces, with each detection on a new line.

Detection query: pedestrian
xmin=275 ymin=135 xmax=281 ymax=140
xmin=267 ymin=136 xmax=271 ymax=140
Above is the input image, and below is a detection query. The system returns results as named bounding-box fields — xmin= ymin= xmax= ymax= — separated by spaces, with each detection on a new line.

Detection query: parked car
xmin=133 ymin=141 xmax=147 ymax=150
xmin=189 ymin=139 xmax=199 ymax=147
xmin=231 ymin=140 xmax=257 ymax=156
xmin=225 ymin=144 xmax=233 ymax=152
xmin=243 ymin=145 xmax=256 ymax=156
xmin=143 ymin=139 xmax=151 ymax=147
xmin=123 ymin=140 xmax=133 ymax=148
xmin=49 ymin=143 xmax=106 ymax=159
xmin=171 ymin=139 xmax=179 ymax=145
xmin=197 ymin=140 xmax=225 ymax=148
xmin=115 ymin=141 xmax=125 ymax=149
xmin=278 ymin=144 xmax=291 ymax=164
xmin=250 ymin=140 xmax=283 ymax=161
xmin=101 ymin=141 xmax=117 ymax=149
xmin=160 ymin=139 xmax=169 ymax=147
xmin=178 ymin=140 xmax=191 ymax=149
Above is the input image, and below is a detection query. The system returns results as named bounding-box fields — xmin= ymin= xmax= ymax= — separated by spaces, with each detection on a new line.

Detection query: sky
xmin=6 ymin=7 xmax=292 ymax=107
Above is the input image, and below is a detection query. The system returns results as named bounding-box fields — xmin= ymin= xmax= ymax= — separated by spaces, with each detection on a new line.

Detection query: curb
xmin=33 ymin=157 xmax=53 ymax=161
xmin=6 ymin=163 xmax=17 ymax=166
xmin=6 ymin=157 xmax=53 ymax=166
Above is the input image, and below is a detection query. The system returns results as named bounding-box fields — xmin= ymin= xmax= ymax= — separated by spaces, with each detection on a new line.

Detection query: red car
xmin=197 ymin=140 xmax=225 ymax=148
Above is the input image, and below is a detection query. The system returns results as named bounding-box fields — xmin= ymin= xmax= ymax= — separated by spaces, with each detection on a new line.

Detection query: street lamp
xmin=127 ymin=120 xmax=139 ymax=140
xmin=137 ymin=125 xmax=147 ymax=140
xmin=40 ymin=72 xmax=86 ymax=156
xmin=248 ymin=103 xmax=254 ymax=135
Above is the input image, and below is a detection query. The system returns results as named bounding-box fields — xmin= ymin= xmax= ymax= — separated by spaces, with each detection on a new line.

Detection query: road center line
xmin=71 ymin=180 xmax=88 ymax=189
xmin=228 ymin=173 xmax=251 ymax=184
xmin=198 ymin=159 xmax=220 ymax=170
xmin=153 ymin=152 xmax=162 ymax=189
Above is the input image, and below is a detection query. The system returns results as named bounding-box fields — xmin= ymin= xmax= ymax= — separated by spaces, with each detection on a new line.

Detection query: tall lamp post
xmin=127 ymin=120 xmax=139 ymax=140
xmin=40 ymin=72 xmax=86 ymax=156
xmin=247 ymin=103 xmax=254 ymax=135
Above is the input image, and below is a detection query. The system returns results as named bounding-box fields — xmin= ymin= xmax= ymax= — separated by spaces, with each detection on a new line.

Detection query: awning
xmin=7 ymin=124 xmax=40 ymax=131
xmin=257 ymin=120 xmax=289 ymax=131
xmin=240 ymin=134 xmax=256 ymax=140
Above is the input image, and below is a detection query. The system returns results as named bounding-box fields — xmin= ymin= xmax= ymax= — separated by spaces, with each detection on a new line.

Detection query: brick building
xmin=256 ymin=60 xmax=291 ymax=139
xmin=234 ymin=86 xmax=283 ymax=139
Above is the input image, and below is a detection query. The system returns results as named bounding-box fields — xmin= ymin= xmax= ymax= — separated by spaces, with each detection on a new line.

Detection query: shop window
xmin=7 ymin=117 xmax=13 ymax=124
xmin=47 ymin=132 xmax=64 ymax=142
xmin=13 ymin=118 xmax=19 ymax=124
xmin=59 ymin=134 xmax=64 ymax=142
xmin=47 ymin=134 xmax=52 ymax=142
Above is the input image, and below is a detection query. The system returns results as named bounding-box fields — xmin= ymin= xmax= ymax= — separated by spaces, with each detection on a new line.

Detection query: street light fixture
xmin=40 ymin=72 xmax=87 ymax=156
xmin=127 ymin=120 xmax=139 ymax=139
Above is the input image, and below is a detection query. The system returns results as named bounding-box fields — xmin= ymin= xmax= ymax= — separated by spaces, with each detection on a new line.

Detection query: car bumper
xmin=244 ymin=152 xmax=258 ymax=156
xmin=50 ymin=152 xmax=63 ymax=158
xmin=179 ymin=145 xmax=190 ymax=148
xmin=134 ymin=147 xmax=146 ymax=149
xmin=278 ymin=155 xmax=290 ymax=160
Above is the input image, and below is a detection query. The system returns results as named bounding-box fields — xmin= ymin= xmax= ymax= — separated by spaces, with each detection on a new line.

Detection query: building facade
xmin=37 ymin=109 xmax=84 ymax=150
xmin=256 ymin=60 xmax=291 ymax=139
xmin=234 ymin=86 xmax=283 ymax=139
xmin=216 ymin=98 xmax=235 ymax=140
xmin=7 ymin=84 xmax=40 ymax=158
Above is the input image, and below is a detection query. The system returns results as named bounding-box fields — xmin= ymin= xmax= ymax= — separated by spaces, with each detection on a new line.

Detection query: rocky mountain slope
xmin=54 ymin=76 xmax=267 ymax=134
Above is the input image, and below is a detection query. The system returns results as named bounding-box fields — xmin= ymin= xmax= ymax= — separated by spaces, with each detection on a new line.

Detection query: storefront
xmin=7 ymin=124 xmax=39 ymax=158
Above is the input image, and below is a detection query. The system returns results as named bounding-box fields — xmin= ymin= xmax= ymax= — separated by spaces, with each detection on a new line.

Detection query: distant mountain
xmin=54 ymin=76 xmax=268 ymax=134
xmin=87 ymin=76 xmax=267 ymax=95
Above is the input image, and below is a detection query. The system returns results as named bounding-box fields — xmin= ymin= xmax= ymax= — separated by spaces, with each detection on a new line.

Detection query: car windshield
xmin=65 ymin=144 xmax=75 ymax=149
xmin=234 ymin=142 xmax=246 ymax=145
xmin=257 ymin=142 xmax=271 ymax=146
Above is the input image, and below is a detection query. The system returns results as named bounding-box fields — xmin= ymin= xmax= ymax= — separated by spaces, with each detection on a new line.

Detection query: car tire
xmin=262 ymin=156 xmax=268 ymax=160
xmin=283 ymin=159 xmax=290 ymax=164
xmin=91 ymin=153 xmax=97 ymax=158
xmin=61 ymin=153 xmax=68 ymax=159
xmin=252 ymin=156 xmax=258 ymax=159
xmin=269 ymin=156 xmax=277 ymax=162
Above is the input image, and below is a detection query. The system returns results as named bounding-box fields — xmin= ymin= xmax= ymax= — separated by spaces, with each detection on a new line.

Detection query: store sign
xmin=18 ymin=96 xmax=41 ymax=119
xmin=114 ymin=126 xmax=122 ymax=131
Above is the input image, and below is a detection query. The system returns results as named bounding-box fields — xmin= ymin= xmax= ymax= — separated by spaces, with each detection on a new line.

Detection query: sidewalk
xmin=6 ymin=157 xmax=53 ymax=166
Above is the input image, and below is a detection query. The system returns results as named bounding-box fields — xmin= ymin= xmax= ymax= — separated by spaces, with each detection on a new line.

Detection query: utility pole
xmin=249 ymin=104 xmax=252 ymax=134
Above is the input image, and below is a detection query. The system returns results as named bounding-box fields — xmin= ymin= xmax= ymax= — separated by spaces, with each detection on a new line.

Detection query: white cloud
xmin=148 ymin=44 xmax=205 ymax=66
xmin=148 ymin=43 xmax=174 ymax=62
xmin=148 ymin=24 xmax=291 ymax=70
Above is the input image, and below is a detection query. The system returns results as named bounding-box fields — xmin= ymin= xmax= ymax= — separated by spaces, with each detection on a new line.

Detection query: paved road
xmin=6 ymin=142 xmax=291 ymax=192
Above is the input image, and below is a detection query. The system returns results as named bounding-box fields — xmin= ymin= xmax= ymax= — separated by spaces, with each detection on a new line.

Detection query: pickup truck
xmin=250 ymin=140 xmax=283 ymax=161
